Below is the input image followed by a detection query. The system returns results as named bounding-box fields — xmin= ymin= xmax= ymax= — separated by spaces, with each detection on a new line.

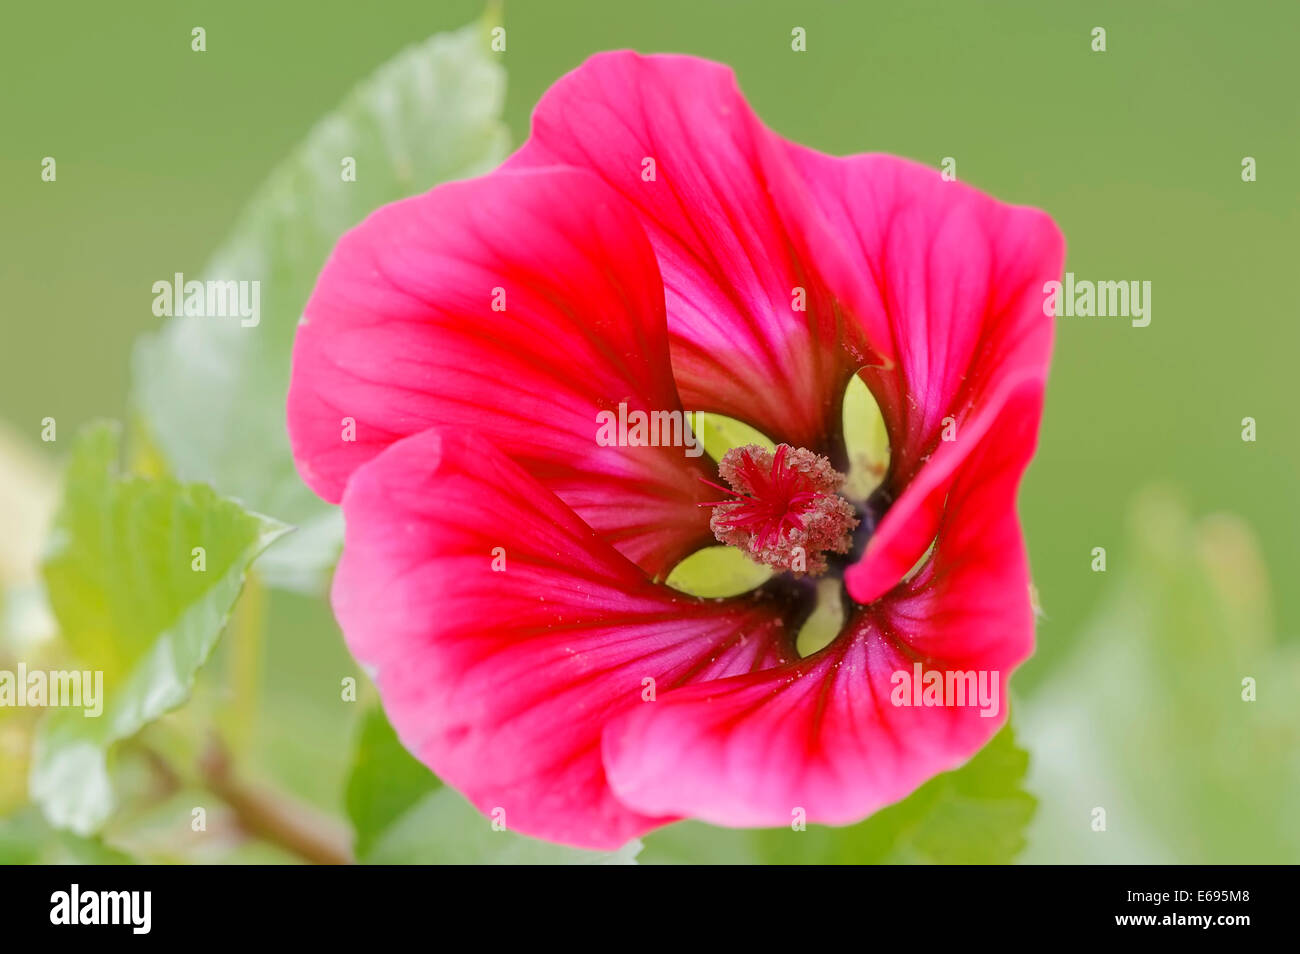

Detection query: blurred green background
xmin=1 ymin=0 xmax=1296 ymax=863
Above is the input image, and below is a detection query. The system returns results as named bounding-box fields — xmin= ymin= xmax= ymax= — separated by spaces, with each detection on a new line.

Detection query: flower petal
xmin=785 ymin=150 xmax=1063 ymax=480
xmin=845 ymin=374 xmax=1044 ymax=605
xmin=781 ymin=150 xmax=1063 ymax=600
xmin=333 ymin=428 xmax=805 ymax=849
xmin=602 ymin=387 xmax=1040 ymax=827
xmin=287 ymin=166 xmax=714 ymax=578
xmin=506 ymin=52 xmax=883 ymax=453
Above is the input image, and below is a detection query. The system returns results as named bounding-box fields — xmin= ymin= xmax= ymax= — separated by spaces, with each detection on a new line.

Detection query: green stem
xmin=223 ymin=572 xmax=265 ymax=755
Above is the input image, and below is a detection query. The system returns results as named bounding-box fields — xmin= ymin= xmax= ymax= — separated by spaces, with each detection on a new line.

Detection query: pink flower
xmin=287 ymin=53 xmax=1064 ymax=848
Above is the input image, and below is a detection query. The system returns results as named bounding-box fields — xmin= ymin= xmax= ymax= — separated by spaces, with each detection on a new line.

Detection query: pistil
xmin=701 ymin=443 xmax=859 ymax=576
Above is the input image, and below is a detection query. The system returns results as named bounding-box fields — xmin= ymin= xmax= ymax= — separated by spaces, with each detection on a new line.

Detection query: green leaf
xmin=364 ymin=789 xmax=642 ymax=865
xmin=31 ymin=422 xmax=287 ymax=835
xmin=346 ymin=704 xmax=640 ymax=864
xmin=131 ymin=15 xmax=509 ymax=593
xmin=0 ymin=808 xmax=135 ymax=865
xmin=640 ymin=725 xmax=1035 ymax=864
xmin=345 ymin=704 xmax=441 ymax=859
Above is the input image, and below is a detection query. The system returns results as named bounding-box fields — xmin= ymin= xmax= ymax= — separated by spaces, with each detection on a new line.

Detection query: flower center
xmin=702 ymin=444 xmax=859 ymax=576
